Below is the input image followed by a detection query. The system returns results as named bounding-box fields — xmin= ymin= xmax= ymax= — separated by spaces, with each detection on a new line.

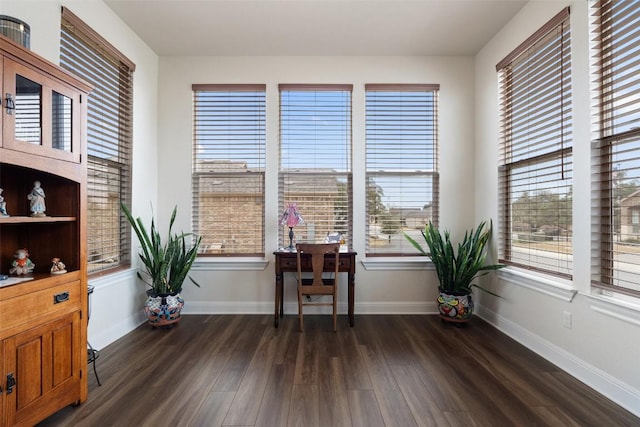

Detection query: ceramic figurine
xmin=0 ymin=188 xmax=8 ymax=216
xmin=27 ymin=180 xmax=46 ymax=217
xmin=50 ymin=257 xmax=67 ymax=275
xmin=9 ymin=248 xmax=35 ymax=275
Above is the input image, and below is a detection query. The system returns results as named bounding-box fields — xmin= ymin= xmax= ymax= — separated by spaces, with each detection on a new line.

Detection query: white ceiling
xmin=103 ymin=0 xmax=527 ymax=56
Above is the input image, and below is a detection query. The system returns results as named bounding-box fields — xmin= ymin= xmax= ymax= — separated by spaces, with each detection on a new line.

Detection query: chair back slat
xmin=295 ymin=243 xmax=341 ymax=331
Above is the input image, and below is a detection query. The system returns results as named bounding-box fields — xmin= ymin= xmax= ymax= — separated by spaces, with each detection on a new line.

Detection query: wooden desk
xmin=273 ymin=250 xmax=357 ymax=328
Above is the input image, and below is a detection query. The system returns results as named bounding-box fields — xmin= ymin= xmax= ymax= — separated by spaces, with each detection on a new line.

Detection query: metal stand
xmin=87 ymin=285 xmax=101 ymax=386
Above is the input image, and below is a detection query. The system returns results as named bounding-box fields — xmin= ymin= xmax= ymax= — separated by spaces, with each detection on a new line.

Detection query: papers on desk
xmin=278 ymin=246 xmax=349 ymax=252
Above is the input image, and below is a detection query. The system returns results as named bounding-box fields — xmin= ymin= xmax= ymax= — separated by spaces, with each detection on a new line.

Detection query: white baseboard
xmin=476 ymin=305 xmax=640 ymax=418
xmin=181 ymin=300 xmax=439 ymax=315
xmin=88 ymin=311 xmax=146 ymax=350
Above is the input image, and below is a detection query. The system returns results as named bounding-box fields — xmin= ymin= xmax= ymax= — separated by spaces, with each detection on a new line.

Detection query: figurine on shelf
xmin=9 ymin=248 xmax=35 ymax=275
xmin=50 ymin=257 xmax=67 ymax=275
xmin=0 ymin=188 xmax=8 ymax=216
xmin=27 ymin=180 xmax=46 ymax=217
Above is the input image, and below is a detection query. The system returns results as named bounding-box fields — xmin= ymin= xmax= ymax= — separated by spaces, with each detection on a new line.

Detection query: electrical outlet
xmin=563 ymin=311 xmax=572 ymax=329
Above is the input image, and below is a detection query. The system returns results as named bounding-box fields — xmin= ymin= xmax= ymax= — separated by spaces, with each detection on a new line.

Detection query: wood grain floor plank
xmin=531 ymin=405 xmax=582 ymax=427
xmin=188 ymin=391 xmax=235 ymax=427
xmin=358 ymin=343 xmax=418 ymax=427
xmin=318 ymin=357 xmax=352 ymax=427
xmin=348 ymin=389 xmax=386 ymax=427
xmin=213 ymin=315 xmax=269 ymax=392
xmin=449 ymin=355 xmax=548 ymax=425
xmin=223 ymin=325 xmax=278 ymax=425
xmin=288 ymin=384 xmax=320 ymax=427
xmin=408 ymin=337 xmax=471 ymax=412
xmin=540 ymin=370 xmax=640 ymax=426
xmin=457 ymin=320 xmax=560 ymax=407
xmin=255 ymin=363 xmax=296 ymax=427
xmin=293 ymin=321 xmax=320 ymax=385
xmin=442 ymin=410 xmax=481 ymax=427
xmin=36 ymin=315 xmax=639 ymax=427
xmin=391 ymin=364 xmax=450 ymax=427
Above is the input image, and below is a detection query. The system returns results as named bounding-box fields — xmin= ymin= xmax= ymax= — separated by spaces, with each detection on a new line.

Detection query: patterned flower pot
xmin=437 ymin=289 xmax=474 ymax=323
xmin=144 ymin=292 xmax=184 ymax=327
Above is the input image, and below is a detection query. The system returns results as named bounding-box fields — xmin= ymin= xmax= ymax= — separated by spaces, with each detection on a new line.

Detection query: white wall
xmin=1 ymin=0 xmax=159 ymax=348
xmin=475 ymin=0 xmax=640 ymax=415
xmin=157 ymin=55 xmax=476 ymax=315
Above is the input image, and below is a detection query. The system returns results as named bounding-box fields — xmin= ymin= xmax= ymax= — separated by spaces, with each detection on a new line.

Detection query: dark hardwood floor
xmin=38 ymin=314 xmax=639 ymax=427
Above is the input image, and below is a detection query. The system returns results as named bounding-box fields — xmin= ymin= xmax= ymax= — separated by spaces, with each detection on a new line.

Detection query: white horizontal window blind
xmin=592 ymin=0 xmax=640 ymax=296
xmin=497 ymin=7 xmax=572 ymax=278
xmin=279 ymin=84 xmax=352 ymax=248
xmin=365 ymin=84 xmax=439 ymax=256
xmin=192 ymin=84 xmax=266 ymax=256
xmin=61 ymin=7 xmax=135 ymax=274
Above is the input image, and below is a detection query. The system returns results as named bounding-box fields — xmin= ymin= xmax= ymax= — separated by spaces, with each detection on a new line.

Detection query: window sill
xmin=361 ymin=257 xmax=434 ymax=271
xmin=192 ymin=257 xmax=269 ymax=271
xmin=497 ymin=267 xmax=577 ymax=302
xmin=586 ymin=292 xmax=640 ymax=326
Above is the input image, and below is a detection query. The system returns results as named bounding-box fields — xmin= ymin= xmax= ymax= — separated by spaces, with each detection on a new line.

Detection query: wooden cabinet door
xmin=0 ymin=343 xmax=4 ymax=426
xmin=0 ymin=54 xmax=3 ymax=148
xmin=3 ymin=311 xmax=82 ymax=427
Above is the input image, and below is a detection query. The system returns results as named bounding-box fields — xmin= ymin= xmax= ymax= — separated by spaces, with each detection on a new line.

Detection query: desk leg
xmin=348 ymin=271 xmax=355 ymax=327
xmin=275 ymin=272 xmax=284 ymax=327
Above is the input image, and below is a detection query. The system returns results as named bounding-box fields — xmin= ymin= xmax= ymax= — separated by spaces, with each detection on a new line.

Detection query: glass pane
xmin=15 ymin=74 xmax=42 ymax=145
xmin=367 ymin=174 xmax=436 ymax=254
xmin=194 ymin=173 xmax=265 ymax=254
xmin=87 ymin=158 xmax=123 ymax=273
xmin=610 ymin=137 xmax=640 ymax=292
xmin=52 ymin=91 xmax=72 ymax=152
xmin=508 ymin=154 xmax=573 ymax=275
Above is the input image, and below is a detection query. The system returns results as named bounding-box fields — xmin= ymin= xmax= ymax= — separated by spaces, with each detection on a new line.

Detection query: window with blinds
xmin=365 ymin=84 xmax=439 ymax=256
xmin=279 ymin=84 xmax=352 ymax=248
xmin=497 ymin=7 xmax=572 ymax=278
xmin=592 ymin=0 xmax=640 ymax=297
xmin=192 ymin=85 xmax=266 ymax=256
xmin=60 ymin=7 xmax=134 ymax=274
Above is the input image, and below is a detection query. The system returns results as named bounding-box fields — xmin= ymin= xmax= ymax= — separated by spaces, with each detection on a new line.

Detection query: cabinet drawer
xmin=0 ymin=280 xmax=81 ymax=332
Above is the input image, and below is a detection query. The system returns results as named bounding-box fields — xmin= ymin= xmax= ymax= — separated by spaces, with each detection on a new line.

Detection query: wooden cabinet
xmin=0 ymin=34 xmax=91 ymax=426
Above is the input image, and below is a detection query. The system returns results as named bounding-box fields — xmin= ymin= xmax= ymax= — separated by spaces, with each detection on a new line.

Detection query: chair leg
xmin=333 ymin=295 xmax=337 ymax=332
xmin=298 ymin=291 xmax=304 ymax=332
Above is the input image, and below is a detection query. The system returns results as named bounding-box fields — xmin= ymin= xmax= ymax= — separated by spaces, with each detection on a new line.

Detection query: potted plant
xmin=404 ymin=220 xmax=505 ymax=323
xmin=121 ymin=203 xmax=202 ymax=327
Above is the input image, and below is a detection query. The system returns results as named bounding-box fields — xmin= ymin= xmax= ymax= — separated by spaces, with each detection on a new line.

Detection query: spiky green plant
xmin=122 ymin=203 xmax=201 ymax=295
xmin=404 ymin=220 xmax=505 ymax=296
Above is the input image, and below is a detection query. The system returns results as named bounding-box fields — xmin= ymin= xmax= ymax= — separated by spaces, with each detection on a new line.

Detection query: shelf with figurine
xmin=1 ymin=248 xmax=73 ymax=289
xmin=0 ymin=177 xmax=79 ymax=223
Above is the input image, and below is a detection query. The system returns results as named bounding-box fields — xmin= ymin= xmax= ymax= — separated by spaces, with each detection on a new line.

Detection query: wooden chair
xmin=295 ymin=243 xmax=341 ymax=332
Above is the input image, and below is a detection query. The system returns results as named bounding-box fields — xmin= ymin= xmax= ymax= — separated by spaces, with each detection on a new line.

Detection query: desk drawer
xmin=0 ymin=280 xmax=81 ymax=332
xmin=278 ymin=257 xmax=348 ymax=271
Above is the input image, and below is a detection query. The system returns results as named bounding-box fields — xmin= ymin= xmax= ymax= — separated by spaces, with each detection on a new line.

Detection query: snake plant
xmin=122 ymin=203 xmax=201 ymax=295
xmin=404 ymin=220 xmax=505 ymax=296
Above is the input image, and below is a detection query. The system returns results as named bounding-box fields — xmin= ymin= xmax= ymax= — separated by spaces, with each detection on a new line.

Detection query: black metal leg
xmin=87 ymin=341 xmax=101 ymax=386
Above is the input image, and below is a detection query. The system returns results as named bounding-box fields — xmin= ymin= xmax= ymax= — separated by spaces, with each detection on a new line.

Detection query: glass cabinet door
xmin=52 ymin=90 xmax=72 ymax=152
xmin=14 ymin=74 xmax=43 ymax=145
xmin=3 ymin=58 xmax=81 ymax=163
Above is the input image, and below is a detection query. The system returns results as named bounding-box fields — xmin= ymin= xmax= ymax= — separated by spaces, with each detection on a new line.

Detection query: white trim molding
xmin=182 ymin=301 xmax=438 ymax=316
xmin=193 ymin=257 xmax=269 ymax=271
xmin=361 ymin=257 xmax=434 ymax=271
xmin=586 ymin=293 xmax=640 ymax=327
xmin=497 ymin=267 xmax=577 ymax=302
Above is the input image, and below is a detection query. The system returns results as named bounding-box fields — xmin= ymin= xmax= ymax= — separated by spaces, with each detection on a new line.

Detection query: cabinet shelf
xmin=0 ymin=216 xmax=77 ymax=224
